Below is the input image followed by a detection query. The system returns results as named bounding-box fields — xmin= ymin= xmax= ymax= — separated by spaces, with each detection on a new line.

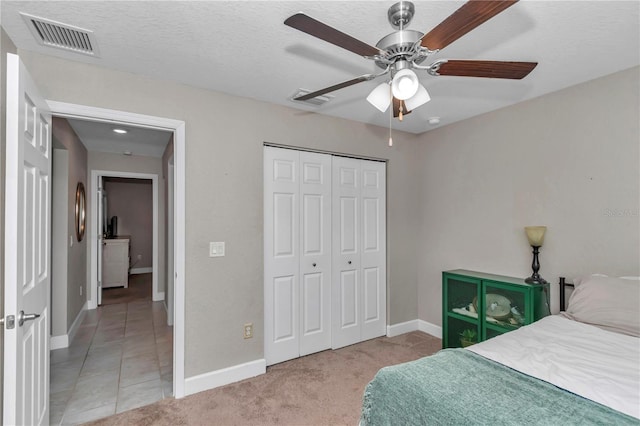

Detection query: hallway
xmin=50 ymin=299 xmax=173 ymax=425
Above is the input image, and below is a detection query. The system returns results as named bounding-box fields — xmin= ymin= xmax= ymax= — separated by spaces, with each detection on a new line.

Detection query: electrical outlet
xmin=137 ymin=254 xmax=142 ymax=260
xmin=79 ymin=286 xmax=83 ymax=296
xmin=243 ymin=323 xmax=253 ymax=339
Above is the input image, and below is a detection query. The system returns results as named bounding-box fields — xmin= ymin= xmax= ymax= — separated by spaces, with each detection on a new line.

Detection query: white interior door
xmin=359 ymin=160 xmax=386 ymax=340
xmin=298 ymin=151 xmax=331 ymax=357
xmin=264 ymin=147 xmax=300 ymax=365
xmin=167 ymin=158 xmax=175 ymax=326
xmin=97 ymin=181 xmax=104 ymax=305
xmin=331 ymin=157 xmax=362 ymax=349
xmin=264 ymin=147 xmax=332 ymax=364
xmin=332 ymin=157 xmax=386 ymax=349
xmin=3 ymin=53 xmax=51 ymax=426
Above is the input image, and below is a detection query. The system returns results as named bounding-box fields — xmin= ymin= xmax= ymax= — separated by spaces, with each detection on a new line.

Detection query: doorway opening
xmin=47 ymin=102 xmax=186 ymax=424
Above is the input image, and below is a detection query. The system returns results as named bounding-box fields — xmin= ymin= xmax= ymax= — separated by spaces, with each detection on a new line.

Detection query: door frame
xmin=92 ymin=170 xmax=160 ymax=300
xmin=167 ymin=156 xmax=175 ymax=326
xmin=47 ymin=101 xmax=187 ymax=398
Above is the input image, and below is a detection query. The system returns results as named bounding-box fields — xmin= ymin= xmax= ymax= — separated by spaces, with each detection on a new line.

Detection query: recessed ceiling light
xmin=123 ymin=151 xmax=132 ymax=156
xmin=428 ymin=117 xmax=441 ymax=125
xmin=113 ymin=128 xmax=128 ymax=134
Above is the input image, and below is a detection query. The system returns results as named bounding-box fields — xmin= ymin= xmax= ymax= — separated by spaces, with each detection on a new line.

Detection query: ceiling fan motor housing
xmin=375 ymin=29 xmax=426 ymax=70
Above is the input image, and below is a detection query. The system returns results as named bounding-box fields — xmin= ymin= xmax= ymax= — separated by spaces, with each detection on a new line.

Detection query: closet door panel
xmin=264 ymin=147 xmax=300 ymax=365
xmin=332 ymin=157 xmax=362 ymax=349
xmin=360 ymin=160 xmax=387 ymax=340
xmin=299 ymin=151 xmax=332 ymax=356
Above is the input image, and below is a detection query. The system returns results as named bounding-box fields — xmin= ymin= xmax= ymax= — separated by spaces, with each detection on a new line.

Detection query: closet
xmin=264 ymin=146 xmax=386 ymax=366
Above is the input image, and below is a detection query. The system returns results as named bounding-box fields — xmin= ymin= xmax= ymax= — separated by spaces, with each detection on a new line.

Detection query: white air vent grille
xmin=20 ymin=12 xmax=100 ymax=57
xmin=290 ymin=89 xmax=334 ymax=106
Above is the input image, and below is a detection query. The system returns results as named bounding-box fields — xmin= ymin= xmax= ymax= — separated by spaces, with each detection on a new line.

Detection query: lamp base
xmin=525 ymin=276 xmax=548 ymax=285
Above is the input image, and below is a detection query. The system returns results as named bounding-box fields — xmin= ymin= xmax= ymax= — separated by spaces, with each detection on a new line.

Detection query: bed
xmin=360 ymin=275 xmax=640 ymax=425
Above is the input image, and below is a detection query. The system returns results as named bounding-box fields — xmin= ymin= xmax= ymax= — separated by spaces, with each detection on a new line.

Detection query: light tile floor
xmin=50 ymin=300 xmax=173 ymax=425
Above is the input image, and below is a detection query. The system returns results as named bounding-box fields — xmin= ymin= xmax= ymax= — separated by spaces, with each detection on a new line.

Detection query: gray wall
xmin=51 ymin=149 xmax=69 ymax=336
xmin=414 ymin=66 xmax=640 ymax=325
xmin=88 ymin=151 xmax=166 ymax=300
xmin=1 ymin=26 xmax=18 ymax=421
xmin=104 ymin=178 xmax=153 ymax=269
xmin=19 ymin=50 xmax=420 ymax=378
xmin=51 ymin=118 xmax=89 ymax=332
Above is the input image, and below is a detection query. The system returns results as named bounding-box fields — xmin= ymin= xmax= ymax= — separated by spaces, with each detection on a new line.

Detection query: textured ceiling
xmin=63 ymin=118 xmax=172 ymax=158
xmin=2 ymin=1 xmax=639 ymax=135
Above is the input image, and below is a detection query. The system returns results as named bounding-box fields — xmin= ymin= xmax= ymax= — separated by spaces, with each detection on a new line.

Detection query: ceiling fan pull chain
xmin=388 ymin=85 xmax=393 ymax=147
xmin=399 ymin=103 xmax=404 ymax=121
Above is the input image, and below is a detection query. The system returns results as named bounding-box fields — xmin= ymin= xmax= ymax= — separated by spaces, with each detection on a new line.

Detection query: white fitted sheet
xmin=468 ymin=315 xmax=640 ymax=419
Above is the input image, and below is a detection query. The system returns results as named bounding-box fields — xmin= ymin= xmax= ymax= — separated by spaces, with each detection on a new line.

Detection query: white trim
xmin=386 ymin=319 xmax=420 ymax=337
xmin=130 ymin=267 xmax=153 ymax=275
xmin=386 ymin=319 xmax=443 ymax=339
xmin=47 ymin=101 xmax=187 ymax=399
xmin=50 ymin=335 xmax=68 ymax=351
xmin=155 ymin=292 xmax=165 ymax=302
xmin=50 ymin=301 xmax=88 ymax=350
xmin=173 ymin=122 xmax=186 ymax=398
xmin=418 ymin=320 xmax=442 ymax=339
xmin=184 ymin=359 xmax=266 ymax=397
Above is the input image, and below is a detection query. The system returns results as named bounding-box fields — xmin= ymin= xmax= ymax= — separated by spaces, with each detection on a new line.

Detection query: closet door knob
xmin=312 ymin=263 xmax=317 ymax=267
xmin=348 ymin=261 xmax=352 ymax=265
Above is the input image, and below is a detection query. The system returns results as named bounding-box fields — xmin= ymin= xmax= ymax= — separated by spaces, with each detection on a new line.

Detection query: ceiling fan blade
xmin=293 ymin=75 xmax=372 ymax=101
xmin=421 ymin=0 xmax=518 ymax=50
xmin=392 ymin=98 xmax=412 ymax=118
xmin=285 ymin=13 xmax=382 ymax=57
xmin=435 ymin=60 xmax=538 ymax=79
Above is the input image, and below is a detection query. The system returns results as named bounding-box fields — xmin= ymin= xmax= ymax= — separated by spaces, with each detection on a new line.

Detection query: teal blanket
xmin=361 ymin=349 xmax=639 ymax=426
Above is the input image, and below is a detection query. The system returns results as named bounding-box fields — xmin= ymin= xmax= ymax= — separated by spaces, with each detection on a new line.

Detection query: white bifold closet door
xmin=264 ymin=147 xmax=332 ymax=365
xmin=331 ymin=156 xmax=386 ymax=349
xmin=264 ymin=147 xmax=386 ymax=365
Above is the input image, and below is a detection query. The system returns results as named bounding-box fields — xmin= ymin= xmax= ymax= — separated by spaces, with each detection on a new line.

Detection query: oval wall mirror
xmin=75 ymin=182 xmax=86 ymax=242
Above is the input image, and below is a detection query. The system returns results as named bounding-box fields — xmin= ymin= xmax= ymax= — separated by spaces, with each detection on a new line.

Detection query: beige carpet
xmin=87 ymin=331 xmax=441 ymax=425
xmin=101 ymin=273 xmax=152 ymax=305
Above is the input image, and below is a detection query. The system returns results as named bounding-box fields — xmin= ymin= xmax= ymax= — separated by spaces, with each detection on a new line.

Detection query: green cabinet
xmin=442 ymin=269 xmax=550 ymax=349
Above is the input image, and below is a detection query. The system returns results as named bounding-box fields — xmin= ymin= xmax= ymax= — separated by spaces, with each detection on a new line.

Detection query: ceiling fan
xmin=285 ymin=0 xmax=538 ymax=120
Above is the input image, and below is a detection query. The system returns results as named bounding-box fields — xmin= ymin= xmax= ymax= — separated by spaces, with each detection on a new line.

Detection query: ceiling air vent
xmin=20 ymin=12 xmax=100 ymax=57
xmin=290 ymin=89 xmax=334 ymax=107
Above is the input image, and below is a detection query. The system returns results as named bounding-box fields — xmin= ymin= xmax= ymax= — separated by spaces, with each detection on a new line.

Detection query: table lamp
xmin=524 ymin=226 xmax=548 ymax=284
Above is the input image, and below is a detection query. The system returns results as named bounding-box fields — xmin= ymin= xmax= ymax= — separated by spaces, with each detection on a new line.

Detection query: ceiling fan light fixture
xmin=391 ymin=69 xmax=419 ymax=100
xmin=367 ymin=82 xmax=392 ymax=112
xmin=404 ymin=83 xmax=430 ymax=111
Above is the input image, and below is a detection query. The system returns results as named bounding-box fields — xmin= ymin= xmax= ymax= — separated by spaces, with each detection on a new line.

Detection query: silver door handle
xmin=18 ymin=310 xmax=40 ymax=327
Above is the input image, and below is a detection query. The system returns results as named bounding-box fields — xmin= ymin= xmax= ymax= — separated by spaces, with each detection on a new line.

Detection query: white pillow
xmin=572 ymin=273 xmax=608 ymax=287
xmin=566 ymin=275 xmax=640 ymax=337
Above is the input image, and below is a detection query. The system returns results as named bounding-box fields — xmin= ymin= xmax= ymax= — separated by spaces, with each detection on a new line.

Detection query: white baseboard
xmin=386 ymin=319 xmax=442 ymax=339
xmin=153 ymin=291 xmax=165 ymax=302
xmin=418 ymin=320 xmax=442 ymax=339
xmin=50 ymin=335 xmax=68 ymax=350
xmin=50 ymin=301 xmax=88 ymax=350
xmin=184 ymin=359 xmax=266 ymax=396
xmin=130 ymin=267 xmax=153 ymax=274
xmin=386 ymin=319 xmax=420 ymax=337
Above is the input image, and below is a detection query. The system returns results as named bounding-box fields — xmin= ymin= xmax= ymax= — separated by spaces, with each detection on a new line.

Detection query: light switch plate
xmin=209 ymin=242 xmax=225 ymax=257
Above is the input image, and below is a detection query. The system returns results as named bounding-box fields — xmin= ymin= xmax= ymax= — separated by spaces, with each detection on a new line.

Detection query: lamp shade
xmin=391 ymin=69 xmax=419 ymax=100
xmin=524 ymin=226 xmax=546 ymax=247
xmin=404 ymin=83 xmax=430 ymax=111
xmin=366 ymin=82 xmax=391 ymax=112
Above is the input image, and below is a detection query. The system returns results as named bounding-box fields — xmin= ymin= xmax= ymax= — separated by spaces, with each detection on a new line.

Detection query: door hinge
xmin=0 ymin=315 xmax=16 ymax=329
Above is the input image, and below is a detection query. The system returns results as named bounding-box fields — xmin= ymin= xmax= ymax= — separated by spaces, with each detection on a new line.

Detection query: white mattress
xmin=468 ymin=315 xmax=640 ymax=419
